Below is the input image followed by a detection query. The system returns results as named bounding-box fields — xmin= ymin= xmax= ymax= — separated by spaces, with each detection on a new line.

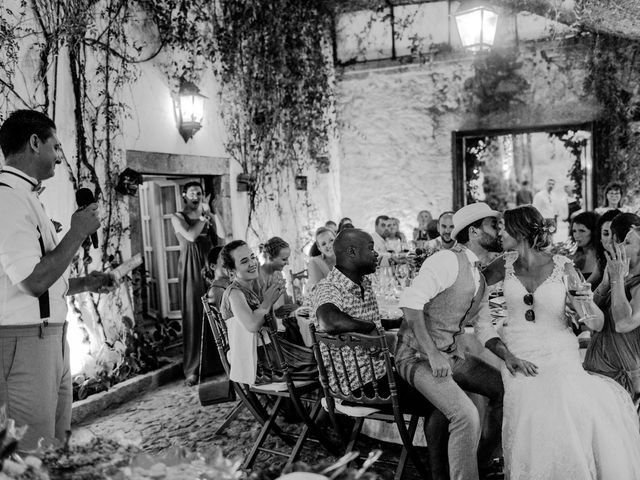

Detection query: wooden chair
xmin=201 ymin=298 xmax=270 ymax=435
xmin=289 ymin=268 xmax=308 ymax=305
xmin=309 ymin=323 xmax=430 ymax=480
xmin=201 ymin=297 xmax=337 ymax=470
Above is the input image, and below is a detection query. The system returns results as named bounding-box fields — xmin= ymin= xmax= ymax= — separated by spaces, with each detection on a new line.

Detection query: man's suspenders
xmin=0 ymin=182 xmax=50 ymax=320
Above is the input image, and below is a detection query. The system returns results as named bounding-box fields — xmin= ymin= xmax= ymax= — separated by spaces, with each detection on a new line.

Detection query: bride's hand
xmin=505 ymin=353 xmax=538 ymax=377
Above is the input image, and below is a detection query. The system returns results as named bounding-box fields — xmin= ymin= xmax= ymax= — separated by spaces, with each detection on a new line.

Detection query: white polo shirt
xmin=0 ymin=167 xmax=69 ymax=325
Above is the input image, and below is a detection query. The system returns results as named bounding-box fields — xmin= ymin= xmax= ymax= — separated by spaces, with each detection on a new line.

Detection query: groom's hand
xmin=428 ymin=351 xmax=452 ymax=377
xmin=505 ymin=353 xmax=538 ymax=376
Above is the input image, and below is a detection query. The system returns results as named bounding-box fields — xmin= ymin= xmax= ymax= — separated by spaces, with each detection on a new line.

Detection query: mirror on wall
xmin=453 ymin=123 xmax=596 ymax=242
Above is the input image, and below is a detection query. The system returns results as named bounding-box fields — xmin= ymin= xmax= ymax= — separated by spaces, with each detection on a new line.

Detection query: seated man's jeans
xmin=395 ymin=341 xmax=503 ymax=480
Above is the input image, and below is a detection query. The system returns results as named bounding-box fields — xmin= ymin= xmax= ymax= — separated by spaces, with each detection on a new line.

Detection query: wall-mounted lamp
xmin=172 ymin=80 xmax=207 ymax=142
xmin=454 ymin=4 xmax=498 ymax=52
xmin=295 ymin=175 xmax=307 ymax=191
xmin=236 ymin=172 xmax=256 ymax=192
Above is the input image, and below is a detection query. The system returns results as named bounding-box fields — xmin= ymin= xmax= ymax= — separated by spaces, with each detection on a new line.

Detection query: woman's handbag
xmin=198 ymin=377 xmax=236 ymax=406
xmin=198 ymin=310 xmax=236 ymax=406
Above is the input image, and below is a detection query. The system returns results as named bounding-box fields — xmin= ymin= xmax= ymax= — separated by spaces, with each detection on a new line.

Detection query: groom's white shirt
xmin=399 ymin=246 xmax=498 ymax=346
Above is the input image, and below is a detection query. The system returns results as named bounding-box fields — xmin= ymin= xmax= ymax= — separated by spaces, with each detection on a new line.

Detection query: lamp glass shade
xmin=173 ymin=81 xmax=207 ymax=142
xmin=455 ymin=6 xmax=498 ymax=52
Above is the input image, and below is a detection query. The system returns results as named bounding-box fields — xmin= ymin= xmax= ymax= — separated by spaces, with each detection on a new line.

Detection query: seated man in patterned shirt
xmin=311 ymin=228 xmax=444 ymax=471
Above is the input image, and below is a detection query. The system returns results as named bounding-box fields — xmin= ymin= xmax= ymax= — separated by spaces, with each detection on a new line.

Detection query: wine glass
xmin=562 ymin=270 xmax=596 ymax=322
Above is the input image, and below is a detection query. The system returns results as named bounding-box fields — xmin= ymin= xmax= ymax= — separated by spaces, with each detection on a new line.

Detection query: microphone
xmin=75 ymin=188 xmax=99 ymax=249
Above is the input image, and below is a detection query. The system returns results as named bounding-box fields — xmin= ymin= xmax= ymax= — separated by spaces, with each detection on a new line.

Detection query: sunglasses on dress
xmin=524 ymin=293 xmax=535 ymax=322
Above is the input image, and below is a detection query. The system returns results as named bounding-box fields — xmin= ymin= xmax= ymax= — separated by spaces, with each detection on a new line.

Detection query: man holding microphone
xmin=0 ymin=110 xmax=113 ymax=449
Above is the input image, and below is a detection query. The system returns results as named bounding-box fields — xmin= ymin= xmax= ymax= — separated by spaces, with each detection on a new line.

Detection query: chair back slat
xmin=309 ymin=324 xmax=393 ymax=406
xmin=201 ymin=296 xmax=232 ymax=376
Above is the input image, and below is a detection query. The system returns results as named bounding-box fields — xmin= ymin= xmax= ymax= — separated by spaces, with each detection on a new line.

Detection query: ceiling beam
xmin=335 ymin=0 xmax=640 ymax=41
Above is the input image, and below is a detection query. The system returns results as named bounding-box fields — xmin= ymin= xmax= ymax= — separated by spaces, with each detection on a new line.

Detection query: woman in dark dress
xmin=171 ymin=181 xmax=219 ymax=386
xmin=586 ymin=215 xmax=640 ymax=399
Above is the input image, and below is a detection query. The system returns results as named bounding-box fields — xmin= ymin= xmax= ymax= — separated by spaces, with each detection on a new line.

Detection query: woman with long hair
xmin=570 ymin=211 xmax=600 ymax=279
xmin=586 ymin=213 xmax=640 ymax=398
xmin=482 ymin=205 xmax=640 ymax=479
xmin=588 ymin=209 xmax=621 ymax=288
xmin=170 ymin=181 xmax=219 ymax=386
xmin=307 ymin=227 xmax=336 ymax=290
xmin=220 ymin=241 xmax=315 ymax=385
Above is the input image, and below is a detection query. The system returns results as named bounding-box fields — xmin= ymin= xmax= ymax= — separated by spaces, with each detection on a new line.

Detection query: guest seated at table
xmin=307 ymin=227 xmax=336 ymax=291
xmin=570 ymin=211 xmax=600 ymax=279
xmin=220 ymin=241 xmax=315 ymax=385
xmin=398 ymin=202 xmax=504 ymax=480
xmin=259 ymin=236 xmax=299 ymax=316
xmin=388 ymin=217 xmax=407 ymax=243
xmin=371 ymin=215 xmax=392 ymax=266
xmin=425 ymin=211 xmax=456 ymax=254
xmin=203 ymin=245 xmax=230 ymax=310
xmin=338 ymin=217 xmax=354 ymax=232
xmin=325 ymin=220 xmax=338 ymax=234
xmin=586 ymin=216 xmax=640 ymax=399
xmin=310 ymin=228 xmax=443 ymax=471
xmin=412 ymin=209 xmax=433 ymax=248
xmin=588 ymin=209 xmax=622 ymax=288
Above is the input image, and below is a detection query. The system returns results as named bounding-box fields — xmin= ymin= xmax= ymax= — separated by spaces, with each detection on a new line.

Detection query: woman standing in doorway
xmin=171 ymin=182 xmax=219 ymax=386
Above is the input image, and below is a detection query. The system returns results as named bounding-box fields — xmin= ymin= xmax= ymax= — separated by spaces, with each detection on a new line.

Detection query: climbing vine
xmin=584 ymin=33 xmax=640 ymax=203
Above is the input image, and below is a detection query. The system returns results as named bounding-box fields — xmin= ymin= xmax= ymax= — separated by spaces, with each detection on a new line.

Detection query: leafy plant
xmin=464 ymin=50 xmax=530 ymax=115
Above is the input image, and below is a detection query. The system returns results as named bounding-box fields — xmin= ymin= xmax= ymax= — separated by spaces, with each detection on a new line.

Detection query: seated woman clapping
xmin=220 ymin=241 xmax=315 ymax=385
xmin=259 ymin=236 xmax=299 ymax=315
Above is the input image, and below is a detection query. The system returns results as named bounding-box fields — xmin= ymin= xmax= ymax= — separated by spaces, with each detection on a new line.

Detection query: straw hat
xmin=451 ymin=202 xmax=499 ymax=240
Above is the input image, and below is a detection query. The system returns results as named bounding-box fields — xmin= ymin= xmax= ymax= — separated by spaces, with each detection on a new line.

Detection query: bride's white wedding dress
xmin=501 ymin=253 xmax=640 ymax=480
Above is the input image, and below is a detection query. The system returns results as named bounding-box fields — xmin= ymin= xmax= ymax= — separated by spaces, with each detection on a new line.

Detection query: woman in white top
xmin=595 ymin=182 xmax=632 ymax=215
xmin=307 ymin=227 xmax=336 ymax=290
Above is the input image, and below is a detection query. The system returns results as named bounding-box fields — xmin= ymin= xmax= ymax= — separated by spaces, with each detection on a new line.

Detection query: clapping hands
xmin=604 ymin=242 xmax=629 ymax=284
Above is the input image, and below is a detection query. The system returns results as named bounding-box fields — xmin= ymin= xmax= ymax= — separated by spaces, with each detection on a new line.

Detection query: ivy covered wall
xmin=335 ymin=40 xmax=601 ymax=235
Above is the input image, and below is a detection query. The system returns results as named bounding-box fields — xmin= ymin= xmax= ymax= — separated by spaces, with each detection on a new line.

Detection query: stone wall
xmin=335 ymin=42 xmax=601 ymax=239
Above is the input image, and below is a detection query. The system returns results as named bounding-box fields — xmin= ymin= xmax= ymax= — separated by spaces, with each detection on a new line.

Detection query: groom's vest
xmin=397 ymin=245 xmax=486 ymax=356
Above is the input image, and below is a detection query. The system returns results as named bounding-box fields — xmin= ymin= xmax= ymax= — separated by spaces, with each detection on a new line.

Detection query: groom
xmin=397 ymin=202 xmax=504 ymax=480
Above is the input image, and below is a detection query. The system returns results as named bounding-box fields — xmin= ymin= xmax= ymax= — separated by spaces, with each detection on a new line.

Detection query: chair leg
xmin=395 ymin=415 xmax=419 ymax=480
xmin=284 ymin=397 xmax=339 ymax=470
xmin=215 ymin=401 xmax=245 ymax=435
xmin=395 ymin=414 xmax=429 ymax=480
xmin=345 ymin=417 xmax=365 ymax=454
xmin=242 ymin=390 xmax=294 ymax=446
xmin=243 ymin=397 xmax=284 ymax=470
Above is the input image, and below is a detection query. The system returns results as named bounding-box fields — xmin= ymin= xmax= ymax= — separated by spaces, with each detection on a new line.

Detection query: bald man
xmin=310 ymin=229 xmax=443 ymax=473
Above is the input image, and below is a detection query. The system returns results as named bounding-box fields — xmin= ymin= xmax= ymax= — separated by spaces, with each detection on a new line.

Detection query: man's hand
xmin=84 ymin=271 xmax=116 ymax=294
xmin=504 ymin=353 xmax=538 ymax=376
xmin=428 ymin=350 xmax=452 ymax=378
xmin=70 ymin=204 xmax=100 ymax=239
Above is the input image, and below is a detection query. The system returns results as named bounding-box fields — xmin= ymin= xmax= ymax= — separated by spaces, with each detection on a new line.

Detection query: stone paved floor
xmin=76 ymin=379 xmax=502 ymax=479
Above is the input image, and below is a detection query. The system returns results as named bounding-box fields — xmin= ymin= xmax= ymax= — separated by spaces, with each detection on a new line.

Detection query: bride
xmin=481 ymin=205 xmax=640 ymax=480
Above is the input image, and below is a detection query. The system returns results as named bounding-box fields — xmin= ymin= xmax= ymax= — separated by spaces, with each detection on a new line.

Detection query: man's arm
xmin=17 ymin=205 xmax=100 ymax=297
xmin=316 ymin=303 xmax=376 ymax=335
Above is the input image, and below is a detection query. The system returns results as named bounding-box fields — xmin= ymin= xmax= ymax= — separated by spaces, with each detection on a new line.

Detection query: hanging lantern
xmin=454 ymin=4 xmax=498 ymax=52
xmin=172 ymin=80 xmax=207 ymax=142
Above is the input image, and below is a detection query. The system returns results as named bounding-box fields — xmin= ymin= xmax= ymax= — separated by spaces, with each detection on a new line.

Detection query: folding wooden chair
xmin=309 ymin=323 xmax=430 ymax=480
xmin=201 ymin=298 xmax=269 ymax=435
xmin=202 ymin=297 xmax=337 ymax=470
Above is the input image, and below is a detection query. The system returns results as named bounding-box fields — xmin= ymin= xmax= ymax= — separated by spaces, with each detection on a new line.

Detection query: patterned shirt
xmin=311 ymin=267 xmax=386 ymax=393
